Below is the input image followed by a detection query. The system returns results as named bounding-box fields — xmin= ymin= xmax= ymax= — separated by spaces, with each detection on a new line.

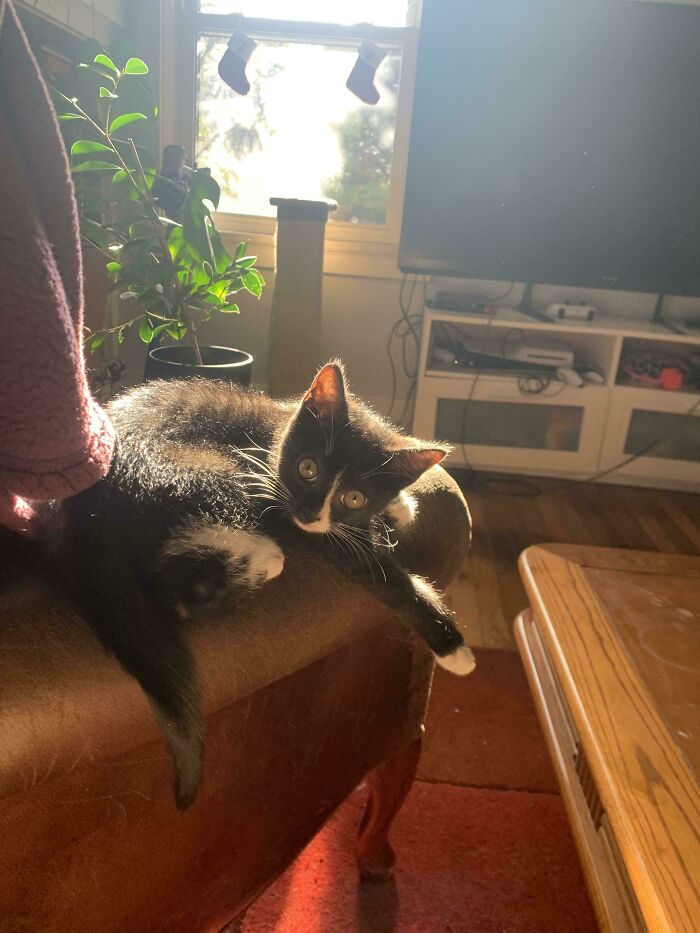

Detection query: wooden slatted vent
xmin=574 ymin=741 xmax=604 ymax=830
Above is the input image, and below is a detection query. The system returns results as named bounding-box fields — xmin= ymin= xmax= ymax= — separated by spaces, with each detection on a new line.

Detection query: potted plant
xmin=51 ymin=52 xmax=265 ymax=385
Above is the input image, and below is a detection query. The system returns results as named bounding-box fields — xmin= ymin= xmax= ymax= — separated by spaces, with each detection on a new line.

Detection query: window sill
xmin=216 ymin=212 xmax=403 ymax=280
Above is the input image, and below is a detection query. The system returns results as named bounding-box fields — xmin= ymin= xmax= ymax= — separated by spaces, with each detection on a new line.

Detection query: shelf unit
xmin=413 ymin=307 xmax=700 ymax=491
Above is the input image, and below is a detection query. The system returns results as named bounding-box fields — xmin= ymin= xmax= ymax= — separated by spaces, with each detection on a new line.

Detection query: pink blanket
xmin=0 ymin=0 xmax=115 ymax=534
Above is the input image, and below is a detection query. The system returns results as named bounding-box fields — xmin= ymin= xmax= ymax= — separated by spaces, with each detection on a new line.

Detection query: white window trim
xmin=162 ymin=0 xmax=422 ymax=278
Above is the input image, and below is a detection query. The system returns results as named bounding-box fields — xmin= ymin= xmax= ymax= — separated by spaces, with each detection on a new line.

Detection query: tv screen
xmin=399 ymin=0 xmax=700 ymax=297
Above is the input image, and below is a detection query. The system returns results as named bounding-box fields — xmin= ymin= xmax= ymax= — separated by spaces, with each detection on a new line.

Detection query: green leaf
xmin=123 ymin=57 xmax=149 ymax=75
xmin=88 ymin=332 xmax=107 ymax=352
xmin=110 ymin=112 xmax=147 ymax=133
xmin=235 ymin=240 xmax=248 ymax=259
xmin=111 ymin=166 xmax=153 ymax=198
xmin=58 ymin=113 xmax=86 ymax=122
xmin=241 ymin=269 xmax=265 ymax=297
xmin=167 ymin=226 xmax=186 ymax=261
xmin=94 ymin=53 xmax=119 ymax=75
xmin=138 ymin=317 xmax=154 ymax=343
xmin=106 ymin=261 xmax=123 ymax=274
xmin=205 ymin=280 xmax=229 ymax=300
xmin=209 ymin=224 xmax=231 ymax=274
xmin=188 ymin=170 xmax=220 ymax=211
xmin=202 ymin=260 xmax=213 ymax=279
xmin=89 ymin=64 xmax=117 ymax=84
xmin=166 ymin=323 xmax=187 ymax=341
xmin=71 ymin=140 xmax=113 ymax=156
xmin=218 ymin=303 xmax=240 ymax=314
xmin=72 ymin=159 xmax=121 ymax=173
xmin=236 ymin=255 xmax=257 ymax=269
xmin=99 ymin=87 xmax=118 ymax=99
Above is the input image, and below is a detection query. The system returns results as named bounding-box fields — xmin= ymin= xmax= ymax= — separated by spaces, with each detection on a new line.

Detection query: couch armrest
xmin=0 ymin=466 xmax=471 ymax=931
xmin=395 ymin=465 xmax=472 ymax=588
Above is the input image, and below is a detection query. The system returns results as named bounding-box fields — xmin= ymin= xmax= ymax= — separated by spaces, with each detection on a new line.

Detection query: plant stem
xmin=88 ymin=309 xmax=181 ymax=338
xmin=181 ymin=307 xmax=203 ymax=365
xmin=126 ymin=138 xmax=172 ymax=253
xmin=81 ymin=235 xmax=119 ymax=262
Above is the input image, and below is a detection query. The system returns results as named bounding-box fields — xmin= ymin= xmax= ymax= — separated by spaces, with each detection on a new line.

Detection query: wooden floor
xmin=446 ymin=471 xmax=700 ymax=650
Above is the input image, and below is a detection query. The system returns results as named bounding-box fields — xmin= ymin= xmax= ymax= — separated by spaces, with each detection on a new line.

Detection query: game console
xmin=505 ymin=337 xmax=574 ymax=369
xmin=427 ymin=292 xmax=496 ymax=314
xmin=546 ymin=301 xmax=596 ymax=321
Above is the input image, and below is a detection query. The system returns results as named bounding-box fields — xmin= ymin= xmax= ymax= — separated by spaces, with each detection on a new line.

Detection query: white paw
xmin=435 ymin=645 xmax=476 ymax=676
xmin=246 ymin=538 xmax=285 ymax=583
xmin=384 ymin=491 xmax=418 ymax=528
xmin=163 ymin=523 xmax=284 ymax=588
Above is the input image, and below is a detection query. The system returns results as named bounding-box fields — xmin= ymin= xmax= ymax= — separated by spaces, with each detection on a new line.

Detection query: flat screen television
xmin=399 ymin=0 xmax=700 ymax=298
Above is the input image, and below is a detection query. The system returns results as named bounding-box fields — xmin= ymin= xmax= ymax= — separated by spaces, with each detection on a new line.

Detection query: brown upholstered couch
xmin=0 ymin=466 xmax=470 ymax=932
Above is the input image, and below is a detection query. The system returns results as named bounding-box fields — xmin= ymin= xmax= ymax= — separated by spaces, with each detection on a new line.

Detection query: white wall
xmin=167 ymin=256 xmax=418 ymax=420
xmin=16 ymin=0 xmax=127 ymax=44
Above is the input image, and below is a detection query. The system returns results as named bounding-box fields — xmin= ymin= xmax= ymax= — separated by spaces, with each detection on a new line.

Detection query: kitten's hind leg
xmin=158 ymin=522 xmax=285 ymax=617
xmin=60 ymin=501 xmax=203 ymax=808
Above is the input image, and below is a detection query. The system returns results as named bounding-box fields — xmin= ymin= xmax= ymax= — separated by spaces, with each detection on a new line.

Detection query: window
xmin=198 ymin=2 xmax=407 ymax=28
xmin=183 ymin=2 xmax=410 ymax=231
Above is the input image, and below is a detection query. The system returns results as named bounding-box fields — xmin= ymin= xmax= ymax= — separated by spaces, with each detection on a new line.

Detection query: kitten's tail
xmin=60 ymin=506 xmax=203 ymax=809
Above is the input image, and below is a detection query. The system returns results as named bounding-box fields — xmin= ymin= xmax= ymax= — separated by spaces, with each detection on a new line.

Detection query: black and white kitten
xmin=43 ymin=362 xmax=474 ymax=807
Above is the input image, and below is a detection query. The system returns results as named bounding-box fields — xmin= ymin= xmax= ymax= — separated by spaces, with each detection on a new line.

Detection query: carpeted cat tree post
xmin=267 ymin=197 xmax=336 ymax=398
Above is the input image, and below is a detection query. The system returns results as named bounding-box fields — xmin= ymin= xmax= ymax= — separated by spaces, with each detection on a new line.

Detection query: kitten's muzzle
xmin=295 ymin=508 xmax=321 ymax=525
xmin=293 ymin=510 xmax=329 ymax=534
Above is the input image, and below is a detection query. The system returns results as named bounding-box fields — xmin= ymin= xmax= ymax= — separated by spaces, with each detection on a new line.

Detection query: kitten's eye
xmin=298 ymin=457 xmax=319 ymax=481
xmin=342 ymin=489 xmax=367 ymax=510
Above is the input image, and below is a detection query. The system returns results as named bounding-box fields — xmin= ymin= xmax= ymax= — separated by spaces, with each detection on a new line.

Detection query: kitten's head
xmin=276 ymin=362 xmax=447 ymax=534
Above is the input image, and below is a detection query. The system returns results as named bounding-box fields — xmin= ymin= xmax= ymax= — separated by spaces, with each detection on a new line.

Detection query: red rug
xmin=419 ymin=653 xmax=559 ymax=793
xmin=241 ymin=781 xmax=598 ymax=933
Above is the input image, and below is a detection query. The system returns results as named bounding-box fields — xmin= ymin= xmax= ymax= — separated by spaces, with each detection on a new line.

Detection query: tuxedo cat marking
xmin=43 ymin=362 xmax=474 ymax=807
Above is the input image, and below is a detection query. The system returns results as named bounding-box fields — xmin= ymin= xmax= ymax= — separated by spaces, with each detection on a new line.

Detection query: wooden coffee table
xmin=515 ymin=544 xmax=700 ymax=933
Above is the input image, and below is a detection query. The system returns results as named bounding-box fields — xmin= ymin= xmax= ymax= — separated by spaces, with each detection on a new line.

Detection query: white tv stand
xmin=412 ymin=306 xmax=700 ymax=492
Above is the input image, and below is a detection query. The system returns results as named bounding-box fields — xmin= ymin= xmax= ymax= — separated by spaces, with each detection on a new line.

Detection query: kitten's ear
xmin=303 ymin=362 xmax=348 ymax=421
xmin=386 ymin=447 xmax=448 ymax=484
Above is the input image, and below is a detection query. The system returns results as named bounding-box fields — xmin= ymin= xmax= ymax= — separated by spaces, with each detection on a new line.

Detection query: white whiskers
xmin=234 ymin=443 xmax=293 ymax=521
xmin=334 ymin=522 xmax=387 ymax=583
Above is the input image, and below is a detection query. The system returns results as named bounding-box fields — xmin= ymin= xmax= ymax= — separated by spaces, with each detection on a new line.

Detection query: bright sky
xmin=200 ymin=1 xmax=407 ymax=28
xmin=197 ymin=38 xmax=398 ymax=218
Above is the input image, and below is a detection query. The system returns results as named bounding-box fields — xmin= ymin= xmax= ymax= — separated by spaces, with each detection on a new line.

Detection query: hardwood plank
xmin=448 ymin=472 xmax=700 ymax=652
xmin=657 ymin=497 xmax=700 ymax=552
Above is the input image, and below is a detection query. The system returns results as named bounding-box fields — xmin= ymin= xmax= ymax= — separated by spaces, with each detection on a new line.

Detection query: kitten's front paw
xmin=384 ymin=490 xmax=418 ymax=529
xmin=246 ymin=537 xmax=285 ymax=584
xmin=435 ymin=645 xmax=476 ymax=676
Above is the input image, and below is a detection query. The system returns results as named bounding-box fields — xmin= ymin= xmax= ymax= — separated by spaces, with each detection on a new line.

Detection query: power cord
xmin=388 ymin=273 xmax=425 ymax=422
xmin=435 ymin=319 xmax=559 ymax=491
xmin=392 ymin=287 xmax=700 ymax=497
xmin=434 ymin=320 xmax=700 ymax=496
xmin=542 ymin=394 xmax=700 ymax=494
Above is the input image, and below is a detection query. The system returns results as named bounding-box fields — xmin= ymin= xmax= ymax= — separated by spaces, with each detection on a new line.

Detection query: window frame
xmin=169 ymin=1 xmax=421 ymax=267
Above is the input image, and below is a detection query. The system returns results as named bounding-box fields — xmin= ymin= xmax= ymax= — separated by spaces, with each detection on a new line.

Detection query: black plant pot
xmin=145 ymin=345 xmax=253 ymax=386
